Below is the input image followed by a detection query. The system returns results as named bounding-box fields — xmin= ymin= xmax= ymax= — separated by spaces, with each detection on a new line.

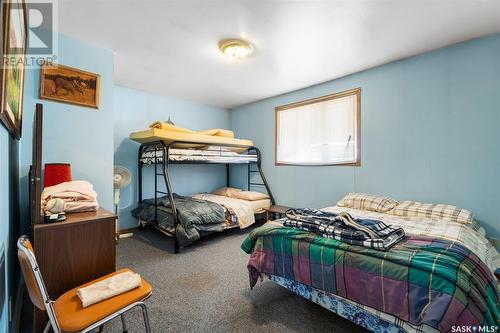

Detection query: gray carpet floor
xmin=103 ymin=226 xmax=368 ymax=333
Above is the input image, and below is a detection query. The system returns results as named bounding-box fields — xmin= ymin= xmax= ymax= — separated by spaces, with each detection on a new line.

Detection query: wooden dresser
xmin=32 ymin=208 xmax=116 ymax=333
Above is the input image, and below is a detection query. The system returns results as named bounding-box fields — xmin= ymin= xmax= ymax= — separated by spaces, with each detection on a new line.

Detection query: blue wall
xmin=0 ymin=33 xmax=114 ymax=332
xmin=0 ymin=127 xmax=11 ymax=333
xmin=231 ymin=33 xmax=500 ymax=238
xmin=19 ymin=33 xmax=115 ymax=231
xmin=114 ymin=86 xmax=231 ymax=230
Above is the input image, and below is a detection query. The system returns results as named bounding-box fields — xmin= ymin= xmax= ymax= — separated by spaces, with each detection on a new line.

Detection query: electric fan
xmin=114 ymin=165 xmax=132 ymax=239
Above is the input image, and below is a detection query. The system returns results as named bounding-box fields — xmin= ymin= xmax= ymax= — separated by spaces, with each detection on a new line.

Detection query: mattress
xmin=140 ymin=148 xmax=258 ymax=164
xmin=192 ymin=193 xmax=256 ymax=228
xmin=130 ymin=128 xmax=254 ymax=152
xmin=194 ymin=193 xmax=270 ymax=213
xmin=324 ymin=206 xmax=500 ymax=272
xmin=243 ymin=198 xmax=271 ymax=213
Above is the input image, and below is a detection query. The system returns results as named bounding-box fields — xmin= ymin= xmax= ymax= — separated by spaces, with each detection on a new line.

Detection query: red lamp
xmin=44 ymin=163 xmax=72 ymax=188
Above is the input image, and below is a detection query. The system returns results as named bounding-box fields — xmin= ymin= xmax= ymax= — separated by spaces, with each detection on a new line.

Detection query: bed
xmin=241 ymin=193 xmax=500 ymax=333
xmin=130 ymin=127 xmax=253 ymax=152
xmin=140 ymin=147 xmax=258 ymax=164
xmin=135 ymin=128 xmax=276 ymax=253
xmin=133 ymin=189 xmax=271 ymax=247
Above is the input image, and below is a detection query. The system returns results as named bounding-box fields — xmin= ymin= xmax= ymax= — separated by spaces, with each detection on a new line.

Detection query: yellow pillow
xmin=197 ymin=129 xmax=219 ymax=136
xmin=197 ymin=129 xmax=235 ymax=138
xmin=149 ymin=122 xmax=193 ymax=133
xmin=213 ymin=129 xmax=234 ymax=138
xmin=231 ymin=191 xmax=270 ymax=201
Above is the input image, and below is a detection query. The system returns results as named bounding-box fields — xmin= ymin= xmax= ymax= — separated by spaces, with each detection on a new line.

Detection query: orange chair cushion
xmin=53 ymin=269 xmax=152 ymax=332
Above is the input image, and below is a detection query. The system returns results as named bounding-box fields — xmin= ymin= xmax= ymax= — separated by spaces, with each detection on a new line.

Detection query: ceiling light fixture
xmin=218 ymin=38 xmax=253 ymax=61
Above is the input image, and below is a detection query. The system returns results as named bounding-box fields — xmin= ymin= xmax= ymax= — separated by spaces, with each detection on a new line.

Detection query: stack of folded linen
xmin=41 ymin=180 xmax=99 ymax=214
xmin=283 ymin=208 xmax=405 ymax=250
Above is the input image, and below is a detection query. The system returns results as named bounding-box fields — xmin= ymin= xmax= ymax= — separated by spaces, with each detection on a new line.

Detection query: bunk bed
xmin=136 ymin=140 xmax=276 ymax=254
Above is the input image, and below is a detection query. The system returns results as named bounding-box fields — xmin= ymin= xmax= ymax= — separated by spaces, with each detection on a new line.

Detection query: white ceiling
xmin=59 ymin=0 xmax=500 ymax=109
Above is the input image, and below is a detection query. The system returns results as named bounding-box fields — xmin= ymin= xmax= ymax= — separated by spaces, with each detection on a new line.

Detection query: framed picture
xmin=39 ymin=63 xmax=100 ymax=109
xmin=0 ymin=0 xmax=27 ymax=139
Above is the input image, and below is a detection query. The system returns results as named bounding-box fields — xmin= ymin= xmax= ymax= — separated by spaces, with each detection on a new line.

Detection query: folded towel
xmin=41 ymin=180 xmax=99 ymax=213
xmin=77 ymin=271 xmax=142 ymax=307
xmin=284 ymin=208 xmax=405 ymax=250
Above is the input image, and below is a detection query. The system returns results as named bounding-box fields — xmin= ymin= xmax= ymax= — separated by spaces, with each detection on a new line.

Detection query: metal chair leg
xmin=120 ymin=314 xmax=128 ymax=333
xmin=42 ymin=321 xmax=51 ymax=333
xmin=139 ymin=303 xmax=151 ymax=333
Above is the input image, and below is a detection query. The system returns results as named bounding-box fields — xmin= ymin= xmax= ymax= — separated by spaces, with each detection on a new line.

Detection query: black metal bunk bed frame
xmin=137 ymin=140 xmax=276 ymax=254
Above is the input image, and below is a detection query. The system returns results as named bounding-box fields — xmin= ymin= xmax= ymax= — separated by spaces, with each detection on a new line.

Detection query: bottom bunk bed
xmin=133 ymin=189 xmax=271 ymax=247
xmin=242 ymin=193 xmax=500 ymax=333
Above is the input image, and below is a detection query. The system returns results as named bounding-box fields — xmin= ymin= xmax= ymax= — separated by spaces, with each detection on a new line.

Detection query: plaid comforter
xmin=242 ymin=221 xmax=500 ymax=332
xmin=284 ymin=208 xmax=405 ymax=250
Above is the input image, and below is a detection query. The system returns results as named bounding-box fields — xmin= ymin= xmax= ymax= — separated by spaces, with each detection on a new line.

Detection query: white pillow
xmin=231 ymin=191 xmax=270 ymax=201
xmin=212 ymin=187 xmax=242 ymax=197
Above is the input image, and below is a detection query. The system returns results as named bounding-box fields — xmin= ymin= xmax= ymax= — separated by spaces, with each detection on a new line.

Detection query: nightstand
xmin=264 ymin=205 xmax=291 ymax=221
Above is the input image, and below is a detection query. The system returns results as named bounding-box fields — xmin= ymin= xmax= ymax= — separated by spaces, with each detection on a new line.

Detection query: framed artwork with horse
xmin=39 ymin=63 xmax=100 ymax=109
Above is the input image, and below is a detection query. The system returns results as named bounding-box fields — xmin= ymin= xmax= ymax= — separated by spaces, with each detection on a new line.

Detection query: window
xmin=275 ymin=88 xmax=360 ymax=166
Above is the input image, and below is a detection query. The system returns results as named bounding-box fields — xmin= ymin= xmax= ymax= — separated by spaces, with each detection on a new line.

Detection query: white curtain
xmin=277 ymin=94 xmax=357 ymax=164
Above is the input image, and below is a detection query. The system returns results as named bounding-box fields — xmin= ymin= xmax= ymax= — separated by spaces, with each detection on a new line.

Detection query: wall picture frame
xmin=39 ymin=63 xmax=100 ymax=109
xmin=0 ymin=0 xmax=27 ymax=139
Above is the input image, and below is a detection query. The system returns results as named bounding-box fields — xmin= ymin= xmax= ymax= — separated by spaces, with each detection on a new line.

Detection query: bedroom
xmin=0 ymin=1 xmax=499 ymax=332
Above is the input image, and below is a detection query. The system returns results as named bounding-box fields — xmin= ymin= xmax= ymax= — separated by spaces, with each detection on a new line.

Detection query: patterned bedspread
xmin=132 ymin=194 xmax=225 ymax=246
xmin=242 ymin=213 xmax=500 ymax=332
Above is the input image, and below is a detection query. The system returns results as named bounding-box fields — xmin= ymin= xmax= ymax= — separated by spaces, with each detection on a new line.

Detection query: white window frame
xmin=275 ymin=88 xmax=361 ymax=166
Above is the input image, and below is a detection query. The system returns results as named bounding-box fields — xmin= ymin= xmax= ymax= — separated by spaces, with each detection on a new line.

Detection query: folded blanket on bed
xmin=77 ymin=271 xmax=141 ymax=307
xmin=283 ymin=208 xmax=405 ymax=250
xmin=132 ymin=194 xmax=225 ymax=246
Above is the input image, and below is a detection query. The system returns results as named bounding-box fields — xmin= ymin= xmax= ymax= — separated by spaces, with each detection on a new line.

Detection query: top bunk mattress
xmin=130 ymin=128 xmax=254 ymax=153
xmin=140 ymin=147 xmax=258 ymax=164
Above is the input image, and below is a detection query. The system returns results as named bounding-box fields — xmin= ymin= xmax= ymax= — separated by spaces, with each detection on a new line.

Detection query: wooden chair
xmin=17 ymin=235 xmax=152 ymax=333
